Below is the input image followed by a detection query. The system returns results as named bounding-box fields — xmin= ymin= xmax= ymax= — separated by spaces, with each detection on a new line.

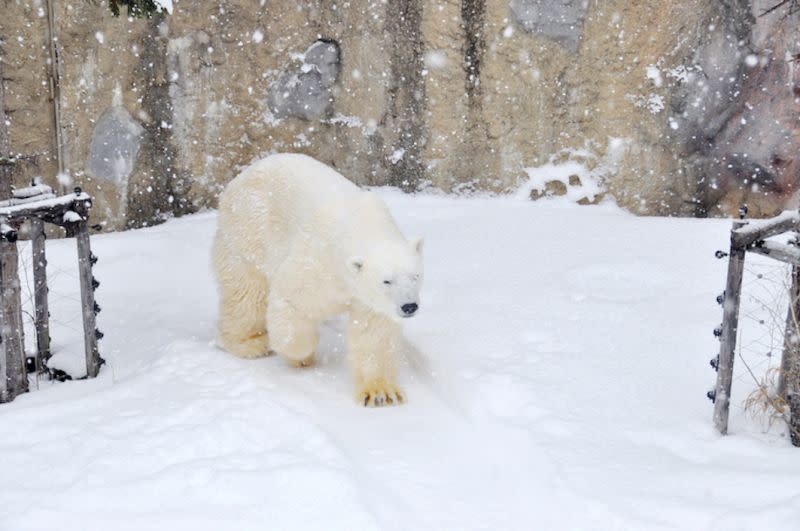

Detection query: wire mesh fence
xmin=733 ymin=252 xmax=793 ymax=431
xmin=17 ymin=232 xmax=96 ymax=389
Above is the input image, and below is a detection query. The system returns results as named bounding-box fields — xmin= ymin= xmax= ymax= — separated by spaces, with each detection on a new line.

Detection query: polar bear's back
xmin=216 ymin=153 xmax=360 ymax=272
xmin=239 ymin=152 xmax=359 ymax=205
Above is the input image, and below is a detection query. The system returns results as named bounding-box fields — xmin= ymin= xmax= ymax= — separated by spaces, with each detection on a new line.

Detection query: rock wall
xmin=1 ymin=0 xmax=58 ymax=187
xmin=1 ymin=0 xmax=799 ymax=228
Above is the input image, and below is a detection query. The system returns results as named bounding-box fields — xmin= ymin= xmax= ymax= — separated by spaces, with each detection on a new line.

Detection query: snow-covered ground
xmin=3 ymin=192 xmax=800 ymax=530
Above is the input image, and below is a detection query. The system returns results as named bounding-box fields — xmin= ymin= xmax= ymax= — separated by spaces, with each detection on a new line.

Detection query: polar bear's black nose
xmin=402 ymin=303 xmax=418 ymax=316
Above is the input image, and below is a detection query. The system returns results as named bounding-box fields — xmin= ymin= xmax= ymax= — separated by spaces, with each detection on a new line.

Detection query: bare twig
xmin=760 ymin=0 xmax=800 ymax=17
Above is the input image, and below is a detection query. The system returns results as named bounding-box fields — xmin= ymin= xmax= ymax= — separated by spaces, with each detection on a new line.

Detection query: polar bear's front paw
xmin=357 ymin=380 xmax=405 ymax=407
xmin=286 ymin=353 xmax=316 ymax=368
xmin=222 ymin=334 xmax=269 ymax=359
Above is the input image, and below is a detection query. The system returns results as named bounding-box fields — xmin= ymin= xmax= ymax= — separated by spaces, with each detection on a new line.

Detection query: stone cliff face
xmin=693 ymin=0 xmax=800 ymax=218
xmin=1 ymin=0 xmax=58 ymax=188
xmin=1 ymin=0 xmax=798 ymax=228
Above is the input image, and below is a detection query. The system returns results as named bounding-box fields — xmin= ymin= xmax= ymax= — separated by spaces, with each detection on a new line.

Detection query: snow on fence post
xmin=713 ymin=220 xmax=747 ymax=435
xmin=31 ymin=217 xmax=50 ymax=373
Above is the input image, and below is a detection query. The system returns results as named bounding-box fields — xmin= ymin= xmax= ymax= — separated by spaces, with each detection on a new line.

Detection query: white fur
xmin=212 ymin=153 xmax=423 ymax=406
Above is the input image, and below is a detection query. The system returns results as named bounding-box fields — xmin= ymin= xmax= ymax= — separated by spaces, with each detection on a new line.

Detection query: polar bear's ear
xmin=411 ymin=236 xmax=424 ymax=254
xmin=347 ymin=256 xmax=364 ymax=273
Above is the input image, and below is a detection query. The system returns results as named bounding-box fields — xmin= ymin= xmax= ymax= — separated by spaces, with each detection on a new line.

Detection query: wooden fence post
xmin=788 ymin=365 xmax=800 ymax=446
xmin=713 ymin=221 xmax=747 ymax=434
xmin=31 ymin=218 xmax=50 ymax=373
xmin=778 ymin=263 xmax=800 ymax=445
xmin=74 ymin=218 xmax=100 ymax=378
xmin=0 ymin=233 xmax=27 ymax=401
xmin=0 ymin=236 xmax=6 ymax=402
xmin=0 ymin=290 xmax=5 ymax=401
xmin=0 ymin=35 xmax=16 ymax=402
xmin=778 ymin=266 xmax=799 ymax=397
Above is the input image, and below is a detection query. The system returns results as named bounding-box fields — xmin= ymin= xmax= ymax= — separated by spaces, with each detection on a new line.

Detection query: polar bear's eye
xmin=383 ymin=280 xmax=392 ymax=285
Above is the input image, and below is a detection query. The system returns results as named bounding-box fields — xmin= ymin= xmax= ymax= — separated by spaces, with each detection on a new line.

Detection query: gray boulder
xmin=87 ymin=106 xmax=144 ymax=185
xmin=267 ymin=40 xmax=341 ymax=121
xmin=509 ymin=0 xmax=588 ymax=51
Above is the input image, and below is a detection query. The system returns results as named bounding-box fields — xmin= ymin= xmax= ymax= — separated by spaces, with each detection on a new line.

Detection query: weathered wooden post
xmin=778 ymin=260 xmax=800 ymax=396
xmin=0 ymin=52 xmax=8 ymax=402
xmin=0 ymin=257 xmax=5 ymax=402
xmin=72 ymin=191 xmax=101 ymax=378
xmin=31 ymin=217 xmax=50 ymax=373
xmin=713 ymin=220 xmax=747 ymax=434
xmin=0 ymin=219 xmax=26 ymax=400
xmin=779 ymin=260 xmax=800 ymax=445
xmin=787 ymin=343 xmax=800 ymax=446
xmin=0 ymin=58 xmax=7 ymax=402
xmin=0 ymin=220 xmax=26 ymax=402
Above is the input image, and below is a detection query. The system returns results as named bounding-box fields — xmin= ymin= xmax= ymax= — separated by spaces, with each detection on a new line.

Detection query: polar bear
xmin=212 ymin=153 xmax=423 ymax=406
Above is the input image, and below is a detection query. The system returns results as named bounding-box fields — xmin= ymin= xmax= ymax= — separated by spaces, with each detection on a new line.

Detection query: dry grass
xmin=743 ymin=366 xmax=789 ymax=428
xmin=739 ymin=261 xmax=800 ymax=441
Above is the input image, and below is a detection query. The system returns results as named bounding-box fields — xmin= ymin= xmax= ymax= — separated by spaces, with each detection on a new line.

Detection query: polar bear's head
xmin=347 ymin=237 xmax=424 ymax=319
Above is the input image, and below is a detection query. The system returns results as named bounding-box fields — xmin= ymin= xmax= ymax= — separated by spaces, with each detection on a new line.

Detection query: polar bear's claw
xmin=288 ymin=353 xmax=316 ymax=368
xmin=359 ymin=381 xmax=405 ymax=407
